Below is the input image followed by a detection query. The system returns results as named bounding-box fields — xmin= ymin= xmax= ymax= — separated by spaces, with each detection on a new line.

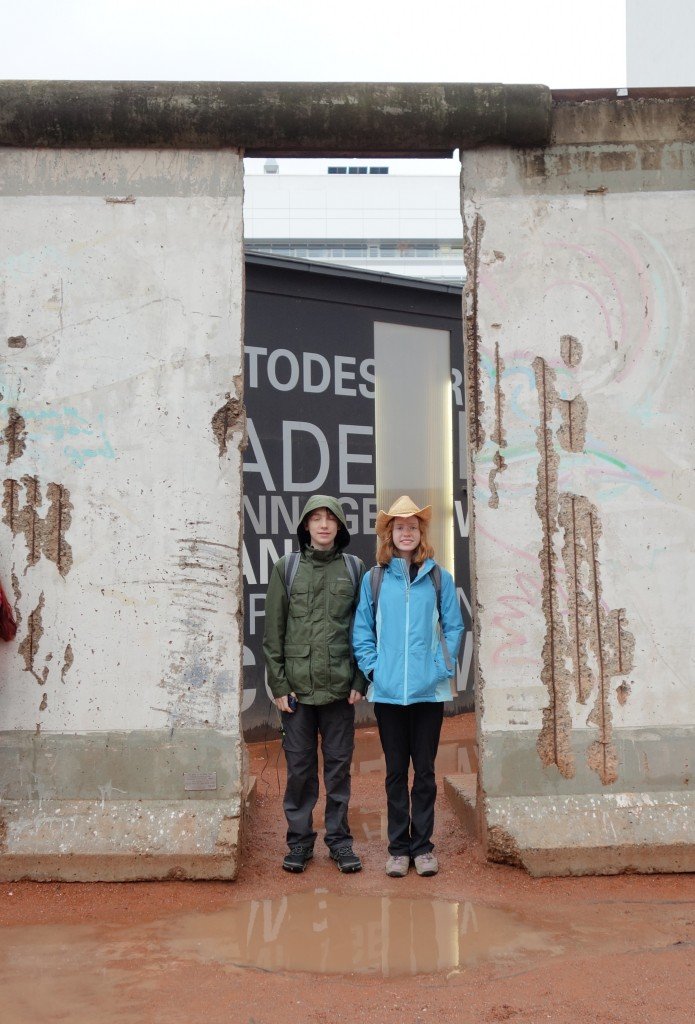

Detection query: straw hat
xmin=375 ymin=495 xmax=432 ymax=537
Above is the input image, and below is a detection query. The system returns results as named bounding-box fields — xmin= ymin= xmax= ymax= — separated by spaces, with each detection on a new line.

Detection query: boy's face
xmin=306 ymin=508 xmax=339 ymax=550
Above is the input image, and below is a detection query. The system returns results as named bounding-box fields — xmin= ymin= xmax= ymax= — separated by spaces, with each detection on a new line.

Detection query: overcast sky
xmin=2 ymin=0 xmax=626 ymax=87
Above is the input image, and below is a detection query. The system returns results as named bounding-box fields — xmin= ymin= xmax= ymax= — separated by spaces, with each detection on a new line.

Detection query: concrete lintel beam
xmin=0 ymin=81 xmax=552 ymax=154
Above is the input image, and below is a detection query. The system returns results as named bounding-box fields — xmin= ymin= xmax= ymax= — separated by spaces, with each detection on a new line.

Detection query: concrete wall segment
xmin=0 ymin=81 xmax=552 ymax=154
xmin=462 ymin=104 xmax=695 ymax=872
xmin=0 ymin=147 xmax=245 ymax=879
xmin=552 ymin=91 xmax=695 ymax=145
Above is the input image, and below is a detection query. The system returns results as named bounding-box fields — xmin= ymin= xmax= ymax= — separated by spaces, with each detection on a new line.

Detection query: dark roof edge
xmin=0 ymin=81 xmax=551 ymax=152
xmin=552 ymin=86 xmax=695 ymax=102
xmin=245 ymin=251 xmax=464 ymax=294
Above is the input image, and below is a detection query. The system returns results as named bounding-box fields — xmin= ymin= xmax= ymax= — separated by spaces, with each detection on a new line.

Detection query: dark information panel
xmin=242 ymin=256 xmax=472 ymax=740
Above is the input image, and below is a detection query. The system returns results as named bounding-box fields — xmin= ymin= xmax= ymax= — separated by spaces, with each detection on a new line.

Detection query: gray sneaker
xmin=385 ymin=855 xmax=410 ymax=877
xmin=413 ymin=852 xmax=439 ymax=876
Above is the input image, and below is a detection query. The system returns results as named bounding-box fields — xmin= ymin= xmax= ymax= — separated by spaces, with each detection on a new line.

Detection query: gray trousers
xmin=281 ymin=700 xmax=355 ymax=851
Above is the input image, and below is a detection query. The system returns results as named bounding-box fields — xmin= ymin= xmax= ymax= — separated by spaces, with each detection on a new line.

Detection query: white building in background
xmin=243 ymin=157 xmax=464 ymax=284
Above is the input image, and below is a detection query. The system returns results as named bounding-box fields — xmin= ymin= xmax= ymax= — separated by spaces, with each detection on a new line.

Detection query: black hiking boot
xmin=282 ymin=844 xmax=314 ymax=873
xmin=329 ymin=845 xmax=362 ymax=873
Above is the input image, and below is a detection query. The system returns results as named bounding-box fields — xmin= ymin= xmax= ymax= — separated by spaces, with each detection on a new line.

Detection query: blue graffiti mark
xmin=64 ymin=436 xmax=116 ymax=468
xmin=0 ymin=400 xmax=116 ymax=467
xmin=11 ymin=407 xmax=93 ymax=441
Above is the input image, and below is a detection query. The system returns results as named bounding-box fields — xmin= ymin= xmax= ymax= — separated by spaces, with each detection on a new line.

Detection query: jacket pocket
xmin=328 ymin=642 xmax=353 ymax=694
xmin=406 ymin=650 xmax=441 ymax=702
xmin=284 ymin=643 xmax=312 ymax=694
xmin=288 ymin=582 xmax=309 ymax=619
xmin=329 ymin=581 xmax=355 ymax=620
xmin=371 ymin=644 xmax=403 ymax=703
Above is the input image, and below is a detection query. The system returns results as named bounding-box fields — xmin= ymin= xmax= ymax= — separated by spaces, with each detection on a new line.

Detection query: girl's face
xmin=392 ymin=515 xmax=421 ymax=556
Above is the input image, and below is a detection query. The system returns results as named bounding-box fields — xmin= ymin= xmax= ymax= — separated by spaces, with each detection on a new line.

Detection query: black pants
xmin=374 ymin=701 xmax=444 ymax=858
xmin=282 ymin=700 xmax=355 ymax=852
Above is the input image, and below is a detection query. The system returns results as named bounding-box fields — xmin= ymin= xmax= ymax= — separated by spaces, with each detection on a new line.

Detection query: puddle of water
xmin=0 ymin=894 xmax=558 ymax=993
xmin=161 ymin=892 xmax=557 ymax=976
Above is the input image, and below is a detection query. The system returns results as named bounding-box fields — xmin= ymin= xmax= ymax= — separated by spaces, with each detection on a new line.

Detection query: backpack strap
xmin=342 ymin=552 xmax=361 ymax=596
xmin=369 ymin=565 xmax=385 ymax=610
xmin=430 ymin=564 xmax=442 ymax=617
xmin=430 ymin=563 xmax=454 ymax=673
xmin=283 ymin=551 xmax=301 ymax=597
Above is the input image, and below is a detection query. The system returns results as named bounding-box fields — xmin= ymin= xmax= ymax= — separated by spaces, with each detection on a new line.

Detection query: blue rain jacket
xmin=352 ymin=557 xmax=464 ymax=705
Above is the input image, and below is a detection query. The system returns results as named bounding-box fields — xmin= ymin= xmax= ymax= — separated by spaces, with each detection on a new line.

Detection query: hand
xmin=348 ymin=689 xmax=362 ymax=705
xmin=275 ymin=693 xmax=297 ymax=713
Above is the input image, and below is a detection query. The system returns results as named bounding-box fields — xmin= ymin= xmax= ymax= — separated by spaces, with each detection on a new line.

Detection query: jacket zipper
xmin=402 ymin=561 xmax=410 ymax=704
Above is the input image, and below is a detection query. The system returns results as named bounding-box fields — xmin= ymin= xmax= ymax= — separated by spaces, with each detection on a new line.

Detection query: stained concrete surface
xmin=1 ymin=714 xmax=693 ymax=1024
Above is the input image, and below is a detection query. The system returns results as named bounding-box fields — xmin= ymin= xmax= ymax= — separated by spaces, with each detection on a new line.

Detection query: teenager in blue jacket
xmin=352 ymin=495 xmax=464 ymax=878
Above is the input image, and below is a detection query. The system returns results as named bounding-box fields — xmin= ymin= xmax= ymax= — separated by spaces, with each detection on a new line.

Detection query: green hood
xmin=297 ymin=494 xmax=350 ymax=551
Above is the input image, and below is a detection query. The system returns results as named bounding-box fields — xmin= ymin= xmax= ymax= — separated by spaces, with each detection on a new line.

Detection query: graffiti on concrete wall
xmin=462 ymin=209 xmax=680 ymax=785
xmin=1 ymin=363 xmax=78 ymax=721
xmin=532 ymin=341 xmax=635 ymax=784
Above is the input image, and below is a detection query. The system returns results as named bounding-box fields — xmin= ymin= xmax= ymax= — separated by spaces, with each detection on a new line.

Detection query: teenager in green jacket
xmin=263 ymin=494 xmax=367 ymax=873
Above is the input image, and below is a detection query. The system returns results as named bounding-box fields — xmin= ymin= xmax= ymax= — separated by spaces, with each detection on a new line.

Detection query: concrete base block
xmin=483 ymin=791 xmax=695 ymax=877
xmin=443 ymin=773 xmax=480 ymax=839
xmin=0 ymin=798 xmax=243 ymax=881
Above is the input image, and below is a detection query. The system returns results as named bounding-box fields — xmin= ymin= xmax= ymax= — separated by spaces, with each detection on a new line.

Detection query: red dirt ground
xmin=1 ymin=714 xmax=693 ymax=1024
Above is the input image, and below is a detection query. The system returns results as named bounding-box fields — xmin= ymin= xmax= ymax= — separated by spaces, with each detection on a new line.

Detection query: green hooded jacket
xmin=262 ymin=494 xmax=368 ymax=704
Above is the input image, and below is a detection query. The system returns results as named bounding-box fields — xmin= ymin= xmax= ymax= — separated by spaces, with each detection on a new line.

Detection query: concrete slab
xmin=443 ymin=773 xmax=480 ymax=840
xmin=0 ymin=798 xmax=243 ymax=882
xmin=483 ymin=791 xmax=695 ymax=877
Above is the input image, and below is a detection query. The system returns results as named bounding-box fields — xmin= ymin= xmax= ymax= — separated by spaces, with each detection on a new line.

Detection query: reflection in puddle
xmin=0 ymin=894 xmax=558 ymax=996
xmin=156 ymin=892 xmax=559 ymax=976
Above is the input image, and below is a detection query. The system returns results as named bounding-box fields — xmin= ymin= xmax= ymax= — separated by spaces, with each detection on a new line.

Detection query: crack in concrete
xmin=2 ymin=478 xmax=20 ymax=533
xmin=559 ymin=495 xmax=593 ymax=705
xmin=464 ymin=211 xmax=486 ymax=453
xmin=488 ymin=451 xmax=507 ymax=510
xmin=488 ymin=342 xmax=508 ymax=509
xmin=533 ymin=356 xmax=574 ymax=779
xmin=211 ymin=374 xmax=246 ymax=457
xmin=18 ymin=591 xmax=48 ymax=685
xmin=534 ymin=337 xmax=635 ymax=786
xmin=586 ymin=508 xmax=618 ymax=785
xmin=10 ymin=572 xmax=22 ymax=631
xmin=61 ymin=643 xmax=74 ymax=683
xmin=44 ymin=482 xmax=73 ymax=576
xmin=19 ymin=474 xmax=42 ymax=569
xmin=3 ymin=476 xmax=73 ymax=576
xmin=491 ymin=341 xmax=506 ymax=448
xmin=3 ymin=408 xmax=27 ymax=464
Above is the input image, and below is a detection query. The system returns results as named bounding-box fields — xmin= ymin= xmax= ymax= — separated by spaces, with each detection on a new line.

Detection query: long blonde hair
xmin=376 ymin=516 xmax=435 ymax=567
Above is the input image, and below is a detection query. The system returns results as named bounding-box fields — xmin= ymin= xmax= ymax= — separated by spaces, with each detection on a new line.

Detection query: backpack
xmin=369 ymin=563 xmax=454 ymax=673
xmin=283 ymin=550 xmax=361 ymax=599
